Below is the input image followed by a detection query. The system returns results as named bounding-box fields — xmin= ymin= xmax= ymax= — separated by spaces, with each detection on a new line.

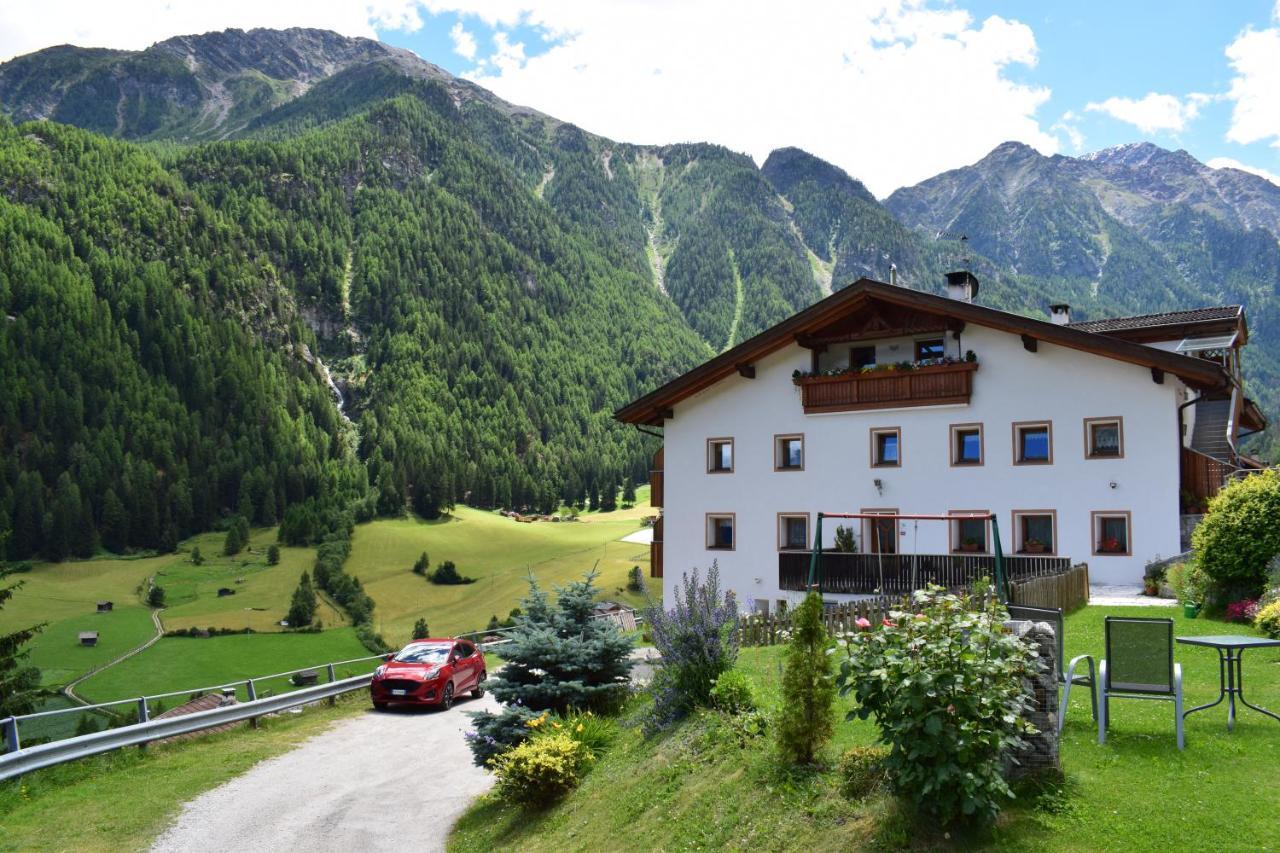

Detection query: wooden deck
xmin=779 ymin=550 xmax=1072 ymax=595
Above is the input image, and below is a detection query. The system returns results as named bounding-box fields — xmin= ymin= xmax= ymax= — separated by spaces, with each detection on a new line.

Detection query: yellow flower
xmin=576 ymin=723 xmax=584 ymax=732
xmin=553 ymin=721 xmax=562 ymax=729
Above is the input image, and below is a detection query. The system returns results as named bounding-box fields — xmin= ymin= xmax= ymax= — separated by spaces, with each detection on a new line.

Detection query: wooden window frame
xmin=774 ymin=433 xmax=805 ymax=472
xmin=1084 ymin=416 xmax=1125 ymax=460
xmin=948 ymin=510 xmax=991 ymax=554
xmin=777 ymin=512 xmax=811 ymax=552
xmin=706 ymin=437 xmax=734 ymax=474
xmin=914 ymin=337 xmax=945 ymax=361
xmin=869 ymin=426 xmax=902 ymax=468
xmin=1012 ymin=420 xmax=1054 ymax=465
xmin=1091 ymin=511 xmax=1132 ymax=557
xmin=705 ymin=512 xmax=736 ymax=551
xmin=1011 ymin=509 xmax=1058 ymax=556
xmin=861 ymin=507 xmax=899 ymax=555
xmin=950 ymin=422 xmax=984 ymax=466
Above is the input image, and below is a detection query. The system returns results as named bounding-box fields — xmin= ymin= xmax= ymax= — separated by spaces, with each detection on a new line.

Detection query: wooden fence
xmin=1008 ymin=562 xmax=1089 ymax=612
xmin=778 ymin=551 xmax=1072 ymax=596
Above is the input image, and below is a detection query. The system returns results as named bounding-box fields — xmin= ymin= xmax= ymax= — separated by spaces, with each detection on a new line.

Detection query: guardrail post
xmin=2 ymin=717 xmax=18 ymax=754
xmin=327 ymin=664 xmax=337 ymax=706
xmin=246 ymin=680 xmax=259 ymax=729
xmin=136 ymin=698 xmax=150 ymax=751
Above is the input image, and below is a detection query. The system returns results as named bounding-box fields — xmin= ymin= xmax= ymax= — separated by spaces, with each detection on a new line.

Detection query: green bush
xmin=1192 ymin=470 xmax=1280 ymax=597
xmin=429 ymin=560 xmax=475 ymax=585
xmin=467 ymin=705 xmax=544 ymax=766
xmin=558 ymin=710 xmax=617 ymax=759
xmin=1256 ymin=600 xmax=1280 ymax=638
xmin=775 ymin=591 xmax=835 ymax=765
xmin=837 ymin=586 xmax=1038 ymax=826
xmin=838 ymin=745 xmax=889 ymax=799
xmin=266 ymin=544 xmax=280 ymax=566
xmin=1168 ymin=560 xmax=1210 ymax=605
xmin=710 ymin=669 xmax=756 ymax=714
xmin=490 ymin=732 xmax=590 ymax=808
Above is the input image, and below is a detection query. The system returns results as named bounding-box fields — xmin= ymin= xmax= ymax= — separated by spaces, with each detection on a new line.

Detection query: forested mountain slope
xmin=2 ymin=26 xmax=1279 ymax=562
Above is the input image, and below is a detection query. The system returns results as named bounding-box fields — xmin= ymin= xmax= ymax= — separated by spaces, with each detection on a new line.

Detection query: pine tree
xmin=486 ymin=614 xmax=501 ymax=631
xmin=412 ymin=617 xmax=430 ymax=640
xmin=101 ymin=489 xmax=130 ymax=554
xmin=0 ymin=562 xmax=44 ymax=722
xmin=267 ymin=544 xmax=280 ymax=565
xmin=148 ymin=584 xmax=166 ymax=608
xmin=775 ymin=591 xmax=836 ymax=765
xmin=191 ymin=546 xmax=204 ymax=566
xmin=47 ymin=472 xmax=82 ymax=562
xmin=412 ymin=552 xmax=430 ymax=576
xmin=223 ymin=516 xmax=248 ymax=556
xmin=600 ymin=479 xmax=618 ymax=512
xmin=286 ymin=572 xmax=318 ymax=627
xmin=621 ymin=476 xmax=636 ymax=505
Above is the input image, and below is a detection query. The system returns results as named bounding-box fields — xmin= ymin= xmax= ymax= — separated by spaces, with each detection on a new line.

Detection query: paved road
xmin=150 ymin=691 xmax=499 ymax=853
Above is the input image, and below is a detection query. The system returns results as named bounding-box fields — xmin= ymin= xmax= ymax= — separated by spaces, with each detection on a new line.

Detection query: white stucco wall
xmin=661 ymin=324 xmax=1185 ymax=608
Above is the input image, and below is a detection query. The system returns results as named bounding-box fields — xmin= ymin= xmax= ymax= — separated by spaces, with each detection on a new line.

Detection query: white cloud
xmin=1207 ymin=156 xmax=1280 ymax=187
xmin=440 ymin=2 xmax=1057 ymax=195
xmin=1084 ymin=91 xmax=1205 ymax=134
xmin=1224 ymin=26 xmax=1280 ymax=148
xmin=449 ymin=21 xmax=477 ymax=59
xmin=1052 ymin=110 xmax=1084 ymax=151
xmin=0 ymin=1 xmax=1059 ymax=195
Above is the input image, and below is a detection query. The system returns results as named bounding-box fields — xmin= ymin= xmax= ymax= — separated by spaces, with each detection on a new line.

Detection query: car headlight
xmin=373 ymin=665 xmax=386 ymax=679
xmin=422 ymin=666 xmax=441 ymax=681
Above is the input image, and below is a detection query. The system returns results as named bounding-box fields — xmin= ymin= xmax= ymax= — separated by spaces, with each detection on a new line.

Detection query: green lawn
xmin=450 ymin=605 xmax=1280 ymax=851
xmin=74 ymin=628 xmax=375 ymax=704
xmin=349 ymin=504 xmax=653 ymax=644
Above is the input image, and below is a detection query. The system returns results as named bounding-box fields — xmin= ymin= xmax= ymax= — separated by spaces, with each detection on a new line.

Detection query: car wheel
xmin=472 ymin=672 xmax=486 ymax=698
xmin=440 ymin=682 xmax=454 ymax=711
xmin=373 ymin=701 xmax=388 ymax=711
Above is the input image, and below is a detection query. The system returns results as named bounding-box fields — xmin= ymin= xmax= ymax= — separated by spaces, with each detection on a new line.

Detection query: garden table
xmin=1176 ymin=635 xmax=1280 ymax=732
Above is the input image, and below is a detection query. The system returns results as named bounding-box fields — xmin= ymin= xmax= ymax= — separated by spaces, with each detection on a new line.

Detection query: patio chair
xmin=1008 ymin=604 xmax=1096 ymax=732
xmin=1097 ymin=616 xmax=1184 ymax=750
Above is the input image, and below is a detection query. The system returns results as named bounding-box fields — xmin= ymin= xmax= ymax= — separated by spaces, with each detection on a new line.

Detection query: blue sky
xmin=3 ymin=1 xmax=1280 ymax=193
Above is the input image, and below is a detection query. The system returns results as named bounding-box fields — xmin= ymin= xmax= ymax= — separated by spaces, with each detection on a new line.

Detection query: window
xmin=1013 ymin=421 xmax=1053 ymax=464
xmin=778 ymin=513 xmax=810 ymax=551
xmin=706 ymin=513 xmax=735 ymax=550
xmin=914 ymin=338 xmax=945 ymax=361
xmin=870 ymin=427 xmax=901 ymax=467
xmin=949 ymin=511 xmax=989 ymax=553
xmin=862 ymin=508 xmax=898 ymax=555
xmin=1085 ymin=417 xmax=1124 ymax=459
xmin=1012 ymin=510 xmax=1056 ymax=554
xmin=950 ymin=423 xmax=984 ymax=466
xmin=707 ymin=437 xmax=734 ymax=473
xmin=1092 ymin=512 xmax=1131 ymax=556
xmin=850 ymin=345 xmax=877 ymax=369
xmin=774 ymin=434 xmax=804 ymax=471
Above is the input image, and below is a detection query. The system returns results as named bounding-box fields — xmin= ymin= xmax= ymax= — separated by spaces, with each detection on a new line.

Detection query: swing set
xmin=805 ymin=512 xmax=1010 ymax=603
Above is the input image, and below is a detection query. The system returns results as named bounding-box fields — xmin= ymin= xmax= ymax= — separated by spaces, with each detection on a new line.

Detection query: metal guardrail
xmin=0 ymin=673 xmax=369 ymax=782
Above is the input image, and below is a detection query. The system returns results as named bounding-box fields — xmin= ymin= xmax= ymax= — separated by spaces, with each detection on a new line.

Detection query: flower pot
xmin=1183 ymin=603 xmax=1200 ymax=619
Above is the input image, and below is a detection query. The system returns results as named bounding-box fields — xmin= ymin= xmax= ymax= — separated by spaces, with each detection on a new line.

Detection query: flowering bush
xmin=465 ymin=705 xmax=542 ymax=767
xmin=836 ymin=586 xmax=1039 ymax=825
xmin=643 ymin=563 xmax=739 ymax=733
xmin=490 ymin=732 xmax=591 ymax=808
xmin=1225 ymin=598 xmax=1260 ymax=623
xmin=1256 ymin=600 xmax=1280 ymax=638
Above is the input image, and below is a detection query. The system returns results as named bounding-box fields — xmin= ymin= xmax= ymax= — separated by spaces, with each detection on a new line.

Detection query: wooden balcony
xmin=649 ymin=448 xmax=663 ymax=509
xmin=650 ymin=516 xmax=663 ymax=578
xmin=779 ymin=550 xmax=1071 ymax=596
xmin=794 ymin=361 xmax=978 ymax=414
xmin=1179 ymin=446 xmax=1231 ymax=512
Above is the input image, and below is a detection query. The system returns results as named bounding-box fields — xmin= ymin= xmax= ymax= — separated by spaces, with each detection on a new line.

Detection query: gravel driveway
xmin=150 ymin=691 xmax=499 ymax=853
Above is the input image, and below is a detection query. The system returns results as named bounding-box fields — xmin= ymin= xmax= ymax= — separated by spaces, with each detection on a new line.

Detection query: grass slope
xmin=0 ymin=693 xmax=368 ymax=852
xmin=349 ymin=504 xmax=652 ymax=644
xmin=451 ymin=606 xmax=1280 ymax=851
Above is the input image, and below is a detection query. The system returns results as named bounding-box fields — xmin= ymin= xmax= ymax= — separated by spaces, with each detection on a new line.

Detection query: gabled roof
xmin=1068 ymin=305 xmax=1244 ymax=341
xmin=614 ymin=278 xmax=1233 ymax=426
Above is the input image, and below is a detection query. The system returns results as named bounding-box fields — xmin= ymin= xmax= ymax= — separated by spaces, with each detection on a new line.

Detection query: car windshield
xmin=393 ymin=644 xmax=451 ymax=664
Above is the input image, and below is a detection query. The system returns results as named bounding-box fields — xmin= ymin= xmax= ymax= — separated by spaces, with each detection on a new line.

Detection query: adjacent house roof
xmin=1067 ymin=305 xmax=1245 ymax=342
xmin=615 ymin=278 xmax=1235 ymax=426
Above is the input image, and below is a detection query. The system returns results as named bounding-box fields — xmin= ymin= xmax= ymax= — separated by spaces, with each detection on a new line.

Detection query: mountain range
xmin=1 ymin=27 xmax=1277 ymax=560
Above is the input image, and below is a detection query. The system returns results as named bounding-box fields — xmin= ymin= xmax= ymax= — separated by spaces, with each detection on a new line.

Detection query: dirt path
xmin=63 ymin=605 xmax=165 ymax=705
xmin=150 ymin=692 xmax=500 ymax=853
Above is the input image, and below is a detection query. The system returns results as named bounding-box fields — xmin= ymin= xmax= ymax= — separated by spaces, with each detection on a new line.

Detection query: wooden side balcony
xmin=650 ymin=515 xmax=663 ymax=578
xmin=794 ymin=361 xmax=978 ymax=414
xmin=649 ymin=448 xmax=663 ymax=509
xmin=779 ymin=550 xmax=1070 ymax=596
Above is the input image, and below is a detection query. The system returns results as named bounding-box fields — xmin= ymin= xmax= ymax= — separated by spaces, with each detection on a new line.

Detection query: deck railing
xmin=779 ymin=550 xmax=1072 ymax=596
xmin=794 ymin=361 xmax=978 ymax=414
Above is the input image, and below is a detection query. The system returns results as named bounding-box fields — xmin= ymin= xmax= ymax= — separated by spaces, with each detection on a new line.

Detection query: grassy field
xmin=75 ymin=628 xmax=375 ymax=703
xmin=349 ymin=503 xmax=652 ymax=644
xmin=451 ymin=605 xmax=1280 ymax=851
xmin=0 ymin=692 xmax=369 ymax=852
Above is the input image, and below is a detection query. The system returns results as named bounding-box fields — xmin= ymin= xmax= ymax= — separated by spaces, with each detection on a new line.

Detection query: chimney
xmin=945 ymin=271 xmax=979 ymax=303
xmin=1050 ymin=303 xmax=1071 ymax=325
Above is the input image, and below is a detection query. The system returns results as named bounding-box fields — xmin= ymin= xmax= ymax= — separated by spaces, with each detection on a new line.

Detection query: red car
xmin=370 ymin=638 xmax=487 ymax=710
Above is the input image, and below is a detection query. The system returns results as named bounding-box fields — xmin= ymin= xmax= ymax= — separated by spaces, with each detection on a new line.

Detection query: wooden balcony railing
xmin=794 ymin=361 xmax=978 ymax=414
xmin=779 ymin=550 xmax=1071 ymax=596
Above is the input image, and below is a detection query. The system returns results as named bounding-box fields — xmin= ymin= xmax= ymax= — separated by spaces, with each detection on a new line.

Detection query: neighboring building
xmin=96 ymin=601 xmax=114 ymax=612
xmin=615 ymin=276 xmax=1265 ymax=606
xmin=78 ymin=631 xmax=99 ymax=646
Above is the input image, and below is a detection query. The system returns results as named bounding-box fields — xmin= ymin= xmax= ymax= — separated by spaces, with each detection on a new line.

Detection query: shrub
xmin=838 ymin=745 xmax=890 ymax=799
xmin=1193 ymin=469 xmax=1280 ymax=597
xmin=1257 ymin=600 xmax=1280 ymax=638
xmin=559 ymin=710 xmax=617 ymax=759
xmin=412 ymin=617 xmax=429 ymax=640
xmin=486 ymin=614 xmax=501 ymax=631
xmin=837 ymin=586 xmax=1038 ymax=825
xmin=430 ymin=560 xmax=475 ymax=585
xmin=190 ymin=547 xmax=204 ymax=566
xmin=834 ymin=525 xmax=857 ymax=553
xmin=776 ymin=591 xmax=836 ymax=765
xmin=412 ymin=552 xmax=430 ymax=576
xmin=627 ymin=565 xmax=645 ymax=593
xmin=147 ymin=585 xmax=166 ymax=608
xmin=1168 ymin=560 xmax=1210 ymax=605
xmin=490 ymin=733 xmax=590 ymax=808
xmin=1225 ymin=598 xmax=1260 ymax=623
xmin=266 ymin=544 xmax=280 ymax=566
xmin=710 ymin=669 xmax=756 ymax=714
xmin=466 ymin=706 xmax=544 ymax=766
xmin=643 ymin=563 xmax=739 ymax=733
